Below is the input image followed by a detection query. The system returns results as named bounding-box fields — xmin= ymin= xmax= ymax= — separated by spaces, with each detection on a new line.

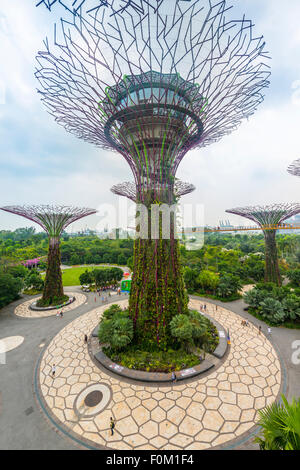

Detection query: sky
xmin=0 ymin=0 xmax=299 ymax=233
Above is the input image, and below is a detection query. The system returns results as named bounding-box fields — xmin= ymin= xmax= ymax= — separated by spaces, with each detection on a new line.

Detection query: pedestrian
xmin=51 ymin=364 xmax=56 ymax=377
xmin=60 ymin=310 xmax=63 ymax=318
xmin=216 ymin=305 xmax=218 ymax=311
xmin=94 ymin=296 xmax=97 ymax=302
xmin=84 ymin=334 xmax=88 ymax=343
xmin=258 ymin=325 xmax=262 ymax=335
xmin=171 ymin=371 xmax=177 ymax=383
xmin=102 ymin=295 xmax=104 ymax=303
xmin=110 ymin=417 xmax=115 ymax=436
xmin=268 ymin=327 xmax=271 ymax=335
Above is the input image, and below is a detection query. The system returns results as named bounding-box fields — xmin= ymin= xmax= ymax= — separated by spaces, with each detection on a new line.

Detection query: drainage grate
xmin=24 ymin=406 xmax=34 ymax=416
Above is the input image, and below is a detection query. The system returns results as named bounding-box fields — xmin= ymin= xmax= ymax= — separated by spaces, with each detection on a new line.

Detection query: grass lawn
xmin=42 ymin=265 xmax=108 ymax=287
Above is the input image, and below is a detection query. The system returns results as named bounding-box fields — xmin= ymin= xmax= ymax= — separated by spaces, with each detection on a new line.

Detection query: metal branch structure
xmin=226 ymin=204 xmax=300 ymax=286
xmin=35 ymin=0 xmax=153 ymax=16
xmin=35 ymin=0 xmax=270 ymax=347
xmin=111 ymin=179 xmax=195 ymax=202
xmin=288 ymin=159 xmax=300 ymax=178
xmin=0 ymin=205 xmax=96 ymax=306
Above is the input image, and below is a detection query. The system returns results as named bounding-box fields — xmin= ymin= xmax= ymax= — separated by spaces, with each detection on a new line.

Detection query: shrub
xmin=170 ymin=314 xmax=194 ymax=351
xmin=259 ymin=298 xmax=285 ymax=325
xmin=98 ymin=308 xmax=133 ymax=351
xmin=255 ymin=395 xmax=300 ymax=450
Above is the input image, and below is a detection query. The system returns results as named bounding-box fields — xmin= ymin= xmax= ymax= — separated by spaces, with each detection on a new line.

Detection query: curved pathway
xmin=37 ymin=299 xmax=281 ymax=450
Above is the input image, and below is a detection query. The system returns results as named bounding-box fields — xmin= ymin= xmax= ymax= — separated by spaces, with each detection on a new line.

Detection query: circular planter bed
xmin=90 ymin=311 xmax=228 ymax=383
xmin=30 ymin=295 xmax=76 ymax=311
xmin=93 ymin=348 xmax=215 ymax=383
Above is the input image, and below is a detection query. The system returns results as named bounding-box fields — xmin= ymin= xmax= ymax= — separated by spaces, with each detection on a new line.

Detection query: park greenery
xmin=0 ymin=227 xmax=299 ymax=320
xmin=79 ymin=267 xmax=123 ymax=289
xmin=99 ymin=304 xmax=219 ymax=372
xmin=243 ymin=283 xmax=300 ymax=327
xmin=255 ymin=395 xmax=300 ymax=450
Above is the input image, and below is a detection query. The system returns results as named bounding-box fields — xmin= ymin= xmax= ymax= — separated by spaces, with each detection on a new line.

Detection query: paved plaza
xmin=0 ymin=288 xmax=298 ymax=450
xmin=14 ymin=293 xmax=87 ymax=318
xmin=37 ymin=299 xmax=281 ymax=450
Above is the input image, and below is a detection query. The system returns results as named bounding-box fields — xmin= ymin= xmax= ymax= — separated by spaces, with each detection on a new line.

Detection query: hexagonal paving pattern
xmin=38 ymin=299 xmax=281 ymax=449
xmin=15 ymin=292 xmax=86 ymax=318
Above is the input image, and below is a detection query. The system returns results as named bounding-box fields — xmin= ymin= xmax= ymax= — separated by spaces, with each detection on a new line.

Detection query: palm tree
xmin=255 ymin=395 xmax=300 ymax=450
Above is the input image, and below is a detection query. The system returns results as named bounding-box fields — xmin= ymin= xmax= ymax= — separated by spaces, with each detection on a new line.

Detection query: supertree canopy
xmin=226 ymin=204 xmax=300 ymax=286
xmin=288 ymin=159 xmax=300 ymax=178
xmin=35 ymin=0 xmax=270 ymax=348
xmin=0 ymin=205 xmax=96 ymax=306
xmin=111 ymin=179 xmax=195 ymax=203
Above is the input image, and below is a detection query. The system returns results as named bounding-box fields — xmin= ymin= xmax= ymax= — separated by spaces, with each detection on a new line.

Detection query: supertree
xmin=288 ymin=159 xmax=300 ymax=178
xmin=0 ymin=205 xmax=96 ymax=306
xmin=35 ymin=0 xmax=270 ymax=347
xmin=226 ymin=204 xmax=300 ymax=286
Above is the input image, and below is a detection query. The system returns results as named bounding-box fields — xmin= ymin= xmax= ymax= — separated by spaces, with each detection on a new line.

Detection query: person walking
xmin=84 ymin=334 xmax=88 ymax=343
xmin=171 ymin=371 xmax=177 ymax=383
xmin=268 ymin=327 xmax=272 ymax=335
xmin=51 ymin=364 xmax=56 ymax=378
xmin=258 ymin=325 xmax=262 ymax=335
xmin=110 ymin=417 xmax=115 ymax=436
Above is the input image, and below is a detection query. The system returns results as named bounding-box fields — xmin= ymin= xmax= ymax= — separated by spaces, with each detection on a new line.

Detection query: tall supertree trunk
xmin=42 ymin=236 xmax=64 ymax=304
xmin=129 ymin=203 xmax=189 ymax=350
xmin=263 ymin=230 xmax=282 ymax=286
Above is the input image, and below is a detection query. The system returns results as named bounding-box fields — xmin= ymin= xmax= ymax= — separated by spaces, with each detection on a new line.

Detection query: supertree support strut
xmin=226 ymin=204 xmax=300 ymax=286
xmin=0 ymin=205 xmax=96 ymax=306
xmin=288 ymin=159 xmax=300 ymax=178
xmin=35 ymin=0 xmax=270 ymax=348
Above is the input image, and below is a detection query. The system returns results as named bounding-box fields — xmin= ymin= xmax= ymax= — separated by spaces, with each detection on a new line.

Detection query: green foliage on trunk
xmin=38 ymin=237 xmax=66 ymax=306
xmin=128 ymin=237 xmax=189 ymax=350
xmin=264 ymin=230 xmax=282 ymax=286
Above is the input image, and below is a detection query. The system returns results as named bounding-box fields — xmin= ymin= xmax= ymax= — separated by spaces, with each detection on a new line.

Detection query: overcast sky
xmin=0 ymin=0 xmax=299 ymax=233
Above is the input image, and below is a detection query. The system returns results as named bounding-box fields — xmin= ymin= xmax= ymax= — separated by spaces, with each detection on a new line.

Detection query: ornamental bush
xmin=259 ymin=298 xmax=285 ymax=324
xmin=98 ymin=308 xmax=133 ymax=351
xmin=170 ymin=314 xmax=194 ymax=351
xmin=244 ymin=284 xmax=300 ymax=326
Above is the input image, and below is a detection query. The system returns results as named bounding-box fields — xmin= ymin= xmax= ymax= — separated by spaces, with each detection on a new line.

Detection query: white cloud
xmin=0 ymin=0 xmax=299 ymax=231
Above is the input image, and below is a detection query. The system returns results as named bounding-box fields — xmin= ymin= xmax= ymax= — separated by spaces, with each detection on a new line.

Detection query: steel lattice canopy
xmin=35 ymin=0 xmax=271 ymax=191
xmin=226 ymin=203 xmax=300 ymax=227
xmin=288 ymin=159 xmax=300 ymax=178
xmin=0 ymin=205 xmax=97 ymax=237
xmin=111 ymin=179 xmax=195 ymax=202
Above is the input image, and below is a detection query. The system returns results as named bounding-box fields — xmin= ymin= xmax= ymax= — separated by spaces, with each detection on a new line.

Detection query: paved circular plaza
xmin=14 ymin=293 xmax=87 ymax=318
xmin=37 ymin=299 xmax=282 ymax=450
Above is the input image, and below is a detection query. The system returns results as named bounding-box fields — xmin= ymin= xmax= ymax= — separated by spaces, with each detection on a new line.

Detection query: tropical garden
xmin=98 ymin=304 xmax=219 ymax=373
